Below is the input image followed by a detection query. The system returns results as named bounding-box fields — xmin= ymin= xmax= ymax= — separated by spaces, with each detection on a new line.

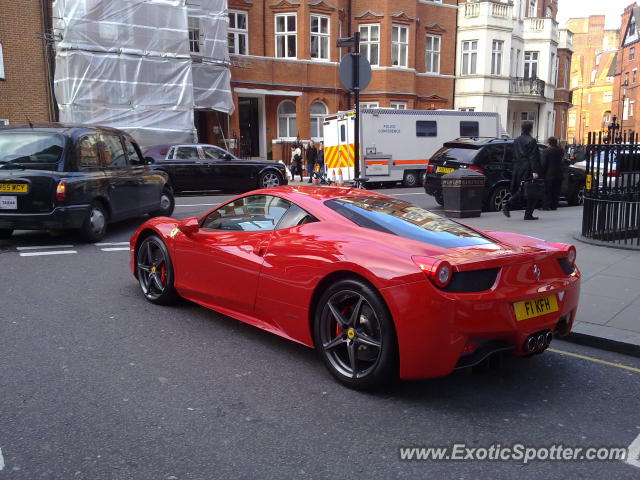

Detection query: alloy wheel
xmin=89 ymin=208 xmax=106 ymax=236
xmin=493 ymin=188 xmax=511 ymax=212
xmin=261 ymin=172 xmax=281 ymax=188
xmin=137 ymin=239 xmax=168 ymax=301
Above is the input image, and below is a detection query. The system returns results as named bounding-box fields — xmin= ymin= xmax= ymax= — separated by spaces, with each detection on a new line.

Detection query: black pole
xmin=352 ymin=32 xmax=360 ymax=179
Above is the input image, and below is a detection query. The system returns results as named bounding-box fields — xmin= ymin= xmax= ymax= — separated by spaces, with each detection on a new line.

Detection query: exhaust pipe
xmin=524 ymin=330 xmax=553 ymax=353
xmin=545 ymin=331 xmax=553 ymax=346
xmin=536 ymin=334 xmax=546 ymax=350
xmin=526 ymin=336 xmax=537 ymax=352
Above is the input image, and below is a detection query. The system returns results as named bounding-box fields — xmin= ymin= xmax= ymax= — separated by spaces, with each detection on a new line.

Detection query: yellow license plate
xmin=513 ymin=294 xmax=559 ymax=321
xmin=437 ymin=166 xmax=455 ymax=174
xmin=0 ymin=183 xmax=28 ymax=193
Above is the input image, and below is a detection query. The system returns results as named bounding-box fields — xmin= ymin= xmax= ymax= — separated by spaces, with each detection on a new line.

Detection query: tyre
xmin=420 ymin=171 xmax=427 ymax=186
xmin=488 ymin=185 xmax=511 ymax=212
xmin=567 ymin=184 xmax=585 ymax=206
xmin=79 ymin=202 xmax=107 ymax=242
xmin=136 ymin=235 xmax=179 ymax=305
xmin=0 ymin=228 xmax=13 ymax=239
xmin=313 ymin=278 xmax=398 ymax=390
xmin=259 ymin=170 xmax=283 ymax=189
xmin=149 ymin=187 xmax=175 ymax=217
xmin=402 ymin=170 xmax=419 ymax=188
xmin=434 ymin=190 xmax=444 ymax=206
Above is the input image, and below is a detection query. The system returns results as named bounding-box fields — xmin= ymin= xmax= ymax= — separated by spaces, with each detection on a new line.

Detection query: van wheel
xmin=489 ymin=186 xmax=511 ymax=212
xmin=80 ymin=202 xmax=107 ymax=242
xmin=0 ymin=228 xmax=13 ymax=239
xmin=403 ymin=171 xmax=419 ymax=188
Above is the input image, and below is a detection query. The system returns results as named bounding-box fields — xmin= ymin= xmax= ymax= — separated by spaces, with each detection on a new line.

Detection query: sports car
xmin=130 ymin=186 xmax=580 ymax=390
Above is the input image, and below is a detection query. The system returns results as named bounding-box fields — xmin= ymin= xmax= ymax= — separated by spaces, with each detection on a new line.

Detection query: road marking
xmin=0 ymin=447 xmax=4 ymax=471
xmin=95 ymin=242 xmax=129 ymax=246
xmin=101 ymin=247 xmax=130 ymax=252
xmin=176 ymin=203 xmax=218 ymax=207
xmin=19 ymin=250 xmax=77 ymax=257
xmin=16 ymin=244 xmax=74 ymax=251
xmin=391 ymin=192 xmax=425 ymax=196
xmin=548 ymin=348 xmax=640 ymax=374
xmin=627 ymin=433 xmax=640 ymax=468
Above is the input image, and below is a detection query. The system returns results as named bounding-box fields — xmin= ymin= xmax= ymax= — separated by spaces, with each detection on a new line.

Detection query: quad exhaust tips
xmin=524 ymin=330 xmax=553 ymax=353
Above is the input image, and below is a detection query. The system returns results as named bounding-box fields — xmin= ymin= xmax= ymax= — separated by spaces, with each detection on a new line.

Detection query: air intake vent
xmin=443 ymin=268 xmax=500 ymax=293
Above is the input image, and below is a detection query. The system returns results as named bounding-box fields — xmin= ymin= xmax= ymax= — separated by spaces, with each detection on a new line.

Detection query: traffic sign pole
xmin=352 ymin=32 xmax=360 ymax=179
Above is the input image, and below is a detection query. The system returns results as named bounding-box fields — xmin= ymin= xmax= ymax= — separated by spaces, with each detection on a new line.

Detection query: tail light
xmin=412 ymin=256 xmax=453 ymax=288
xmin=468 ymin=165 xmax=485 ymax=174
xmin=56 ymin=180 xmax=67 ymax=203
xmin=426 ymin=164 xmax=436 ymax=173
xmin=565 ymin=245 xmax=576 ymax=266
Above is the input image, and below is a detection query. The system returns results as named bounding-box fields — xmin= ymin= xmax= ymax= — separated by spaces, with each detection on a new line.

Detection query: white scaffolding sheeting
xmin=53 ymin=0 xmax=233 ymax=147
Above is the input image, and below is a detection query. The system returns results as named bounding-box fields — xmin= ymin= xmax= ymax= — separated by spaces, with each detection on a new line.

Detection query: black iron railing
xmin=580 ymin=131 xmax=640 ymax=249
xmin=509 ymin=77 xmax=546 ymax=96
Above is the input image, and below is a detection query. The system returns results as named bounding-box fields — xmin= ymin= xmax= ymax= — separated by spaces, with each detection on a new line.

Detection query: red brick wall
xmin=612 ymin=3 xmax=640 ymax=137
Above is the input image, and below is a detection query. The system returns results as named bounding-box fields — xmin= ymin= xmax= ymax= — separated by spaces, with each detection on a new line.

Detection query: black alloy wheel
xmin=489 ymin=186 xmax=511 ymax=212
xmin=136 ymin=235 xmax=178 ymax=305
xmin=313 ymin=278 xmax=398 ymax=390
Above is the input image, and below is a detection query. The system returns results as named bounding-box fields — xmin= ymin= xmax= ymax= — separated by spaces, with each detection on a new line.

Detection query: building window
xmin=603 ymin=90 xmax=613 ymax=102
xmin=0 ymin=44 xmax=4 ymax=80
xmin=390 ymin=102 xmax=407 ymax=110
xmin=359 ymin=24 xmax=380 ymax=66
xmin=188 ymin=16 xmax=200 ymax=53
xmin=631 ymin=101 xmax=636 ymax=117
xmin=359 ymin=102 xmax=379 ymax=109
xmin=568 ymin=111 xmax=576 ymax=127
xmin=624 ymin=98 xmax=630 ymax=120
xmin=633 ymin=69 xmax=637 ymax=84
xmin=277 ymin=100 xmax=297 ymax=138
xmin=524 ymin=51 xmax=538 ymax=79
xmin=310 ymin=101 xmax=328 ymax=139
xmin=459 ymin=107 xmax=476 ymax=112
xmin=625 ymin=72 xmax=630 ymax=86
xmin=491 ymin=40 xmax=503 ymax=75
xmin=528 ymin=0 xmax=536 ymax=17
xmin=631 ymin=48 xmax=636 ymax=61
xmin=425 ymin=35 xmax=441 ymax=74
xmin=310 ymin=15 xmax=330 ymax=60
xmin=587 ymin=94 xmax=591 ymax=104
xmin=549 ymin=53 xmax=555 ymax=83
xmin=603 ymin=111 xmax=611 ymax=124
xmin=275 ymin=13 xmax=297 ymax=58
xmin=391 ymin=25 xmax=409 ymax=67
xmin=228 ymin=10 xmax=248 ymax=55
xmin=461 ymin=40 xmax=478 ymax=75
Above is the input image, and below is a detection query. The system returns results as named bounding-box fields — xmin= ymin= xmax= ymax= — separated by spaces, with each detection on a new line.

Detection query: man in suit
xmin=502 ymin=121 xmax=542 ymax=220
xmin=541 ymin=136 xmax=564 ymax=210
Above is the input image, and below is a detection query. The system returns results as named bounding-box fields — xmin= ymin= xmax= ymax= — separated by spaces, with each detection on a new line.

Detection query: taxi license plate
xmin=437 ymin=166 xmax=455 ymax=174
xmin=0 ymin=183 xmax=28 ymax=193
xmin=0 ymin=195 xmax=18 ymax=210
xmin=513 ymin=295 xmax=559 ymax=321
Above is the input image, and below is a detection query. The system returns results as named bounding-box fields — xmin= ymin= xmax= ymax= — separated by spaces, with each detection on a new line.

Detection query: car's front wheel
xmin=313 ymin=278 xmax=398 ymax=390
xmin=259 ymin=170 xmax=283 ymax=189
xmin=0 ymin=228 xmax=13 ymax=239
xmin=136 ymin=235 xmax=178 ymax=305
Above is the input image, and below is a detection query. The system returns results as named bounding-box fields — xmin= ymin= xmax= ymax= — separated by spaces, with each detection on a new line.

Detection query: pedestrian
xmin=541 ymin=136 xmax=564 ymax=210
xmin=307 ymin=140 xmax=318 ymax=183
xmin=317 ymin=142 xmax=325 ymax=181
xmin=290 ymin=144 xmax=303 ymax=182
xmin=502 ymin=121 xmax=543 ymax=220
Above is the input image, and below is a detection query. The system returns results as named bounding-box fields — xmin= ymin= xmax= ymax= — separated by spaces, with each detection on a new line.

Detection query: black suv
xmin=0 ymin=124 xmax=174 ymax=242
xmin=423 ymin=138 xmax=586 ymax=211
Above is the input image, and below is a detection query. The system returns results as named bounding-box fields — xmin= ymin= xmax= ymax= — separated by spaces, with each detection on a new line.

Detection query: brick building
xmin=566 ymin=15 xmax=619 ymax=144
xmin=612 ymin=3 xmax=640 ymax=137
xmin=0 ymin=0 xmax=55 ymax=125
xmin=225 ymin=0 xmax=457 ymax=159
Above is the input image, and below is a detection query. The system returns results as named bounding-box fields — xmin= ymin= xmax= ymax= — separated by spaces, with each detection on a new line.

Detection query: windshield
xmin=325 ymin=196 xmax=493 ymax=248
xmin=0 ymin=132 xmax=65 ymax=167
xmin=431 ymin=146 xmax=479 ymax=165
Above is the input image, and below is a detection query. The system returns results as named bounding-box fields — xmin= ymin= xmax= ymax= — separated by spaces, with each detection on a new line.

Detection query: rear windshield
xmin=325 ymin=196 xmax=493 ymax=248
xmin=0 ymin=132 xmax=65 ymax=167
xmin=431 ymin=146 xmax=479 ymax=165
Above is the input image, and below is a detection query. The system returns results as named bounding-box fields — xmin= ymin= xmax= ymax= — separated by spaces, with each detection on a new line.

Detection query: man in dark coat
xmin=502 ymin=121 xmax=542 ymax=220
xmin=541 ymin=136 xmax=564 ymax=210
xmin=306 ymin=141 xmax=318 ymax=183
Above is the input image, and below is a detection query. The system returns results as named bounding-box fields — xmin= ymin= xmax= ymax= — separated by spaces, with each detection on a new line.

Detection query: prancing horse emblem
xmin=533 ymin=264 xmax=541 ymax=281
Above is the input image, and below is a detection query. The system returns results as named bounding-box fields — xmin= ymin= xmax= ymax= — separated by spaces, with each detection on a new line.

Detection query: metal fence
xmin=580 ymin=131 xmax=640 ymax=249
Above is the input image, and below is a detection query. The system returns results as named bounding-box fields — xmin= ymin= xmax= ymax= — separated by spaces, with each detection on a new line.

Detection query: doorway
xmin=239 ymin=97 xmax=260 ymax=157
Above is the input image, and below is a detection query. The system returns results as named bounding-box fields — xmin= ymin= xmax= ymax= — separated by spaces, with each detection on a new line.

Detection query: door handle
xmin=254 ymin=240 xmax=269 ymax=257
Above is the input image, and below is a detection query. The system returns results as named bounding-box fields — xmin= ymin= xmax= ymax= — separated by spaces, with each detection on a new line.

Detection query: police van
xmin=322 ymin=109 xmax=502 ymax=186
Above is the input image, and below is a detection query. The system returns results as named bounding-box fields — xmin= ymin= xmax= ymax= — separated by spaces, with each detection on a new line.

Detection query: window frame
xmin=359 ymin=24 xmax=380 ymax=67
xmin=391 ymin=24 xmax=409 ymax=68
xmin=425 ymin=34 xmax=441 ymax=74
xmin=275 ymin=13 xmax=297 ymax=59
xmin=390 ymin=102 xmax=407 ymax=110
xmin=461 ymin=40 xmax=478 ymax=75
xmin=310 ymin=14 xmax=330 ymax=61
xmin=277 ymin=100 xmax=297 ymax=139
xmin=0 ymin=43 xmax=4 ymax=80
xmin=228 ymin=10 xmax=249 ymax=55
xmin=310 ymin=101 xmax=328 ymax=140
xmin=188 ymin=16 xmax=201 ymax=54
xmin=523 ymin=51 xmax=539 ymax=79
xmin=359 ymin=102 xmax=379 ymax=109
xmin=491 ymin=40 xmax=503 ymax=75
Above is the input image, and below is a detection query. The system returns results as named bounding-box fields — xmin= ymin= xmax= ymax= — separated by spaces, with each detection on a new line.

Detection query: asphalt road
xmin=1 ymin=188 xmax=639 ymax=479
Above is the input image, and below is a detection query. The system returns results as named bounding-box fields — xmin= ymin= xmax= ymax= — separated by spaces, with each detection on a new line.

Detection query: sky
xmin=556 ymin=0 xmax=633 ymax=30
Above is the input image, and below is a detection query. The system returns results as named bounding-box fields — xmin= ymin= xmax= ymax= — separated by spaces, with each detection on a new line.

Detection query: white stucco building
xmin=454 ymin=0 xmax=571 ymax=140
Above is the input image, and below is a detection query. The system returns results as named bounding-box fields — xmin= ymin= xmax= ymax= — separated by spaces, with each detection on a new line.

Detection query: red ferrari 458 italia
xmin=130 ymin=186 xmax=580 ymax=389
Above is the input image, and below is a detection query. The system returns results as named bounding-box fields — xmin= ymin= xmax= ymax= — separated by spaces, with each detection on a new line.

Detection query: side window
xmin=124 ymin=139 xmax=143 ymax=165
xmin=486 ymin=145 xmax=505 ymax=163
xmin=460 ymin=121 xmax=479 ymax=137
xmin=99 ymin=134 xmax=128 ymax=168
xmin=416 ymin=121 xmax=437 ymax=137
xmin=504 ymin=145 xmax=514 ymax=165
xmin=276 ymin=203 xmax=318 ymax=229
xmin=340 ymin=124 xmax=346 ymax=142
xmin=175 ymin=147 xmax=198 ymax=159
xmin=78 ymin=135 xmax=100 ymax=170
xmin=201 ymin=195 xmax=291 ymax=232
xmin=202 ymin=146 xmax=225 ymax=160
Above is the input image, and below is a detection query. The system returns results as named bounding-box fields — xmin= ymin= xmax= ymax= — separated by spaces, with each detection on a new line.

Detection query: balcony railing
xmin=510 ymin=77 xmax=546 ymax=96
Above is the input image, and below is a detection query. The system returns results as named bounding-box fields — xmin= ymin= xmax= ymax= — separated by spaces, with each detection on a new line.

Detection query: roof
xmin=0 ymin=123 xmax=136 ymax=141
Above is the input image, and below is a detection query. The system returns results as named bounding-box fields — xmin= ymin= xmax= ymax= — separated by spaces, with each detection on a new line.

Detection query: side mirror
xmin=177 ymin=217 xmax=199 ymax=234
xmin=145 ymin=156 xmax=155 ymax=164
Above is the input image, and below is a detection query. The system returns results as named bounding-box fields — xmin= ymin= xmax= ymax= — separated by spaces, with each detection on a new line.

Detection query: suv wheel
xmin=489 ymin=185 xmax=511 ymax=212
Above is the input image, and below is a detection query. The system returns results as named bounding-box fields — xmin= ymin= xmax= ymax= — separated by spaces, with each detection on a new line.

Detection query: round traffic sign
xmin=339 ymin=54 xmax=372 ymax=91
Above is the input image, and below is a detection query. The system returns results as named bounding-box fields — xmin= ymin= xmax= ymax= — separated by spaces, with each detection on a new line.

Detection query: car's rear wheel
xmin=79 ymin=202 xmax=107 ymax=242
xmin=488 ymin=185 xmax=511 ymax=212
xmin=313 ymin=278 xmax=398 ymax=390
xmin=259 ymin=170 xmax=283 ymax=188
xmin=149 ymin=187 xmax=175 ymax=217
xmin=0 ymin=228 xmax=13 ymax=239
xmin=136 ymin=235 xmax=178 ymax=305
xmin=434 ymin=190 xmax=444 ymax=206
xmin=568 ymin=184 xmax=585 ymax=206
xmin=403 ymin=170 xmax=419 ymax=188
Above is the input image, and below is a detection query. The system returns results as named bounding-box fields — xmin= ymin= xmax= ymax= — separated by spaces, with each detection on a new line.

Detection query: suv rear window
xmin=0 ymin=132 xmax=64 ymax=167
xmin=325 ymin=196 xmax=492 ymax=248
xmin=431 ymin=146 xmax=479 ymax=165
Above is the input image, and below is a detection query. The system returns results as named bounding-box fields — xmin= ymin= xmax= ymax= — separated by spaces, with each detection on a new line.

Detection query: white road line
xmin=0 ymin=447 xmax=4 ymax=471
xmin=16 ymin=244 xmax=74 ymax=251
xmin=101 ymin=247 xmax=130 ymax=252
xmin=391 ymin=192 xmax=425 ymax=196
xmin=95 ymin=242 xmax=129 ymax=246
xmin=627 ymin=433 xmax=640 ymax=468
xmin=19 ymin=250 xmax=77 ymax=257
xmin=176 ymin=203 xmax=218 ymax=207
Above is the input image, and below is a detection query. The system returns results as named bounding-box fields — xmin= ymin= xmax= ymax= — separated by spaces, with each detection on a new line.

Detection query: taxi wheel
xmin=136 ymin=235 xmax=178 ymax=305
xmin=0 ymin=228 xmax=13 ymax=239
xmin=313 ymin=278 xmax=398 ymax=390
xmin=149 ymin=187 xmax=175 ymax=217
xmin=79 ymin=202 xmax=107 ymax=242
